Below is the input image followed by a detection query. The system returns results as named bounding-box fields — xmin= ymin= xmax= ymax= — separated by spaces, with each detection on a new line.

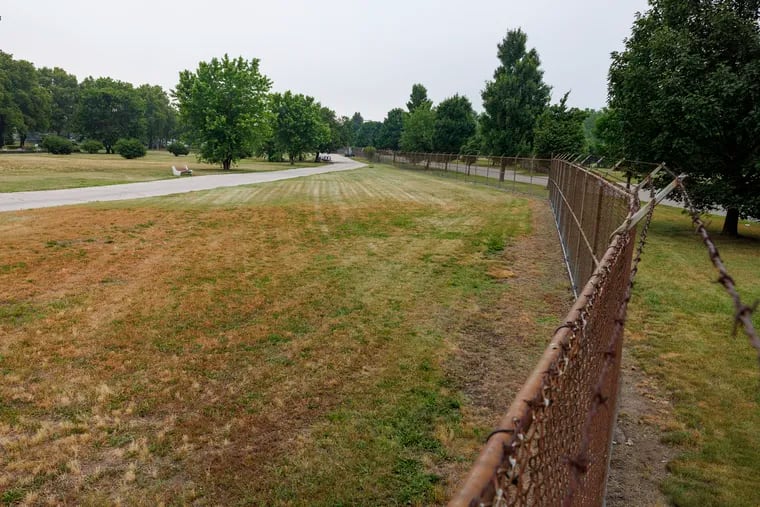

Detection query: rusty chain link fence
xmin=369 ymin=150 xmax=640 ymax=505
xmin=448 ymin=157 xmax=638 ymax=507
xmin=363 ymin=149 xmax=759 ymax=505
xmin=371 ymin=150 xmax=552 ymax=198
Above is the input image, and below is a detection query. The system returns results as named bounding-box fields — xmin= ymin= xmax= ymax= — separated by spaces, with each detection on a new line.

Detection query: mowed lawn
xmin=0 ymin=151 xmax=318 ymax=193
xmin=627 ymin=207 xmax=760 ymax=506
xmin=0 ymin=166 xmax=571 ymax=505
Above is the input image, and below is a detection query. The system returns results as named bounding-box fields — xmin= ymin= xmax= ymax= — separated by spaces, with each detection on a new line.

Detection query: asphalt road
xmin=0 ymin=155 xmax=365 ymax=212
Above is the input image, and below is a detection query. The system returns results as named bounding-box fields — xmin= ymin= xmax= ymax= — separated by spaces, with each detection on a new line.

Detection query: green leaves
xmin=609 ymin=0 xmax=760 ymax=232
xmin=480 ymin=29 xmax=551 ymax=157
xmin=270 ymin=91 xmax=329 ymax=164
xmin=174 ymin=55 xmax=272 ymax=170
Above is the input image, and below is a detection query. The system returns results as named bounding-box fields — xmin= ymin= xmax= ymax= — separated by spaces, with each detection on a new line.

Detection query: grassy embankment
xmin=0 ymin=164 xmax=570 ymax=505
xmin=628 ymin=206 xmax=760 ymax=506
xmin=0 ymin=151 xmax=317 ymax=193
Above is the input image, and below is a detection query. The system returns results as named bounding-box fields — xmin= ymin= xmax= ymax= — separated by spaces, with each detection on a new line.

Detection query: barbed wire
xmin=662 ymin=166 xmax=760 ymax=366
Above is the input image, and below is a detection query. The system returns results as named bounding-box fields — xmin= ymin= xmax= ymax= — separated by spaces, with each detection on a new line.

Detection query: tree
xmin=407 ymin=83 xmax=432 ymax=113
xmin=355 ymin=120 xmax=382 ymax=148
xmin=400 ymin=105 xmax=436 ymax=152
xmin=137 ymin=84 xmax=175 ymax=150
xmin=37 ymin=66 xmax=78 ymax=136
xmin=433 ymin=94 xmax=477 ymax=153
xmin=0 ymin=52 xmax=51 ymax=147
xmin=271 ymin=91 xmax=329 ymax=164
xmin=377 ymin=108 xmax=405 ymax=150
xmin=76 ymin=77 xmax=145 ymax=154
xmin=318 ymin=106 xmax=344 ymax=153
xmin=174 ymin=55 xmax=272 ymax=170
xmin=592 ymin=108 xmax=625 ymax=161
xmin=481 ymin=29 xmax=551 ymax=158
xmin=532 ymin=92 xmax=588 ymax=158
xmin=609 ymin=0 xmax=760 ymax=235
xmin=344 ymin=112 xmax=364 ymax=147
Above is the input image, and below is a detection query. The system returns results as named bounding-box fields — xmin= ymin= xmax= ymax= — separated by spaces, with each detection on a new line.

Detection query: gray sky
xmin=1 ymin=0 xmax=649 ymax=121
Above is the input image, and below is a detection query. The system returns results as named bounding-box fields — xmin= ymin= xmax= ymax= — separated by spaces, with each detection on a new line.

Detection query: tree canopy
xmin=0 ymin=51 xmax=50 ymax=147
xmin=609 ymin=0 xmax=760 ymax=235
xmin=407 ymin=83 xmax=432 ymax=113
xmin=137 ymin=84 xmax=176 ymax=150
xmin=175 ymin=55 xmax=272 ymax=170
xmin=270 ymin=91 xmax=329 ymax=164
xmin=377 ymin=108 xmax=405 ymax=150
xmin=433 ymin=94 xmax=477 ymax=153
xmin=400 ymin=104 xmax=436 ymax=152
xmin=37 ymin=66 xmax=78 ymax=137
xmin=76 ymin=77 xmax=144 ymax=154
xmin=532 ymin=92 xmax=588 ymax=158
xmin=481 ymin=29 xmax=551 ymax=156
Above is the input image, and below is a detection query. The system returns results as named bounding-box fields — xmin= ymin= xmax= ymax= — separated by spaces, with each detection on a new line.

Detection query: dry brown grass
xmin=0 ymin=166 xmax=570 ymax=505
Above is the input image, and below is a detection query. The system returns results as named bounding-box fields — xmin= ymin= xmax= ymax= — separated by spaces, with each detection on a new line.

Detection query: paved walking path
xmin=0 ymin=155 xmax=365 ymax=212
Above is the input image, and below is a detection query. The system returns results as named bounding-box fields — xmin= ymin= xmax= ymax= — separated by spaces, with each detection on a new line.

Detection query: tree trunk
xmin=20 ymin=134 xmax=26 ymax=148
xmin=223 ymin=158 xmax=231 ymax=170
xmin=721 ymin=208 xmax=739 ymax=236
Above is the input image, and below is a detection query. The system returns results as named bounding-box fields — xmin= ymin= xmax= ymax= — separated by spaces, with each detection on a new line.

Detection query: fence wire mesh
xmin=369 ymin=149 xmax=758 ymax=505
xmin=372 ymin=150 xmax=551 ymax=198
xmin=435 ymin=157 xmax=639 ymax=507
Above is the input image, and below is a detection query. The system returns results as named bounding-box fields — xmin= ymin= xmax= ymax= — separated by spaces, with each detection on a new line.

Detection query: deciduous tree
xmin=400 ymin=105 xmax=436 ymax=152
xmin=0 ymin=52 xmax=50 ymax=147
xmin=174 ymin=55 xmax=272 ymax=170
xmin=37 ymin=66 xmax=78 ymax=136
xmin=137 ymin=84 xmax=175 ymax=150
xmin=377 ymin=108 xmax=405 ymax=150
xmin=76 ymin=77 xmax=145 ymax=154
xmin=609 ymin=0 xmax=760 ymax=235
xmin=271 ymin=91 xmax=329 ymax=164
xmin=532 ymin=92 xmax=587 ymax=158
xmin=433 ymin=94 xmax=477 ymax=153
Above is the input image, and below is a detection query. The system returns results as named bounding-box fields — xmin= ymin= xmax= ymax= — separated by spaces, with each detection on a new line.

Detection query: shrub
xmin=41 ymin=135 xmax=73 ymax=155
xmin=364 ymin=146 xmax=377 ymax=162
xmin=81 ymin=140 xmax=104 ymax=154
xmin=114 ymin=138 xmax=147 ymax=159
xmin=167 ymin=142 xmax=190 ymax=156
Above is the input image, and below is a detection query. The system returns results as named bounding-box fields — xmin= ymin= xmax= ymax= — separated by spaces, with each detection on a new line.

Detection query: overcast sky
xmin=1 ymin=0 xmax=649 ymax=121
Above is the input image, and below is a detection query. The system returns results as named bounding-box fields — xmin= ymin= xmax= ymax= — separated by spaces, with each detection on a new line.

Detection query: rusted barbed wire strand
xmin=662 ymin=168 xmax=760 ymax=366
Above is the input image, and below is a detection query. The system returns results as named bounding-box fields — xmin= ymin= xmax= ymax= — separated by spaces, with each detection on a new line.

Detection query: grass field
xmin=627 ymin=207 xmax=760 ymax=506
xmin=0 ymin=151 xmax=317 ymax=193
xmin=0 ymin=165 xmax=571 ymax=505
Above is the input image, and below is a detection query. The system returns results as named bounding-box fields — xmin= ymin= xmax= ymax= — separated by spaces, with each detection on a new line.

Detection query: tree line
xmin=352 ymin=30 xmax=589 ymax=160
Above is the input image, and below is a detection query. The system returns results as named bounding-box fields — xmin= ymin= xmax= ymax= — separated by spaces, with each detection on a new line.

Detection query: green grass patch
xmin=0 ymin=150 xmax=318 ymax=192
xmin=628 ymin=206 xmax=760 ymax=506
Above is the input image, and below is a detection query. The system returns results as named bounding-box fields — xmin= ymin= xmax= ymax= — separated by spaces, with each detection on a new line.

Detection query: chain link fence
xmin=365 ymin=150 xmax=758 ymax=504
xmin=371 ymin=150 xmax=551 ymax=198
xmin=442 ymin=156 xmax=638 ymax=506
xmin=370 ymin=151 xmax=639 ymax=506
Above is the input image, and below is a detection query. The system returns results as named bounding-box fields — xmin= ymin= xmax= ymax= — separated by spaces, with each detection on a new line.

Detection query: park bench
xmin=172 ymin=165 xmax=192 ymax=176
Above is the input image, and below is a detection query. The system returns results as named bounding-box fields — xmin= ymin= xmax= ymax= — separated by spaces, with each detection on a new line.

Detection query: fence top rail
xmin=558 ymin=159 xmax=634 ymax=201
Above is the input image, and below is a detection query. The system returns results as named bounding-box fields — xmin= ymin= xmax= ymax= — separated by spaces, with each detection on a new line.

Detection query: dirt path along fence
xmin=371 ymin=151 xmax=639 ymax=506
xmin=450 ymin=157 xmax=637 ymax=506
